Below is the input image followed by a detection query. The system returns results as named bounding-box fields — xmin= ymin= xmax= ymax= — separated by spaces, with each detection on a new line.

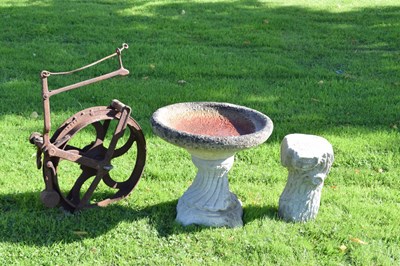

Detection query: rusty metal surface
xmin=29 ymin=44 xmax=146 ymax=212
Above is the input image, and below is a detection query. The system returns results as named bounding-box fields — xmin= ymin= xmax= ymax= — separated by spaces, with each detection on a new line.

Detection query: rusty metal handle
xmin=48 ymin=68 xmax=129 ymax=97
xmin=111 ymin=99 xmax=127 ymax=112
xmin=42 ymin=43 xmax=130 ymax=97
xmin=41 ymin=43 xmax=129 ymax=78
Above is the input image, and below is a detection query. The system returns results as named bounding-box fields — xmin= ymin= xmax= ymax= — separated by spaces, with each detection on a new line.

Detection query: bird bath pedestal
xmin=151 ymin=102 xmax=273 ymax=227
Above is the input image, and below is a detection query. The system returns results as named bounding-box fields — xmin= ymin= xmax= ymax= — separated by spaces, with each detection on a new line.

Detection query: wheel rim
xmin=46 ymin=106 xmax=146 ymax=211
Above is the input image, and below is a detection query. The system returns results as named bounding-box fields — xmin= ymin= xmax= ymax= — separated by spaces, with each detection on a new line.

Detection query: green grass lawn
xmin=0 ymin=0 xmax=399 ymax=264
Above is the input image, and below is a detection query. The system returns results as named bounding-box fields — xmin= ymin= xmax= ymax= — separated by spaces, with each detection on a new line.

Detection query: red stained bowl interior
xmin=170 ymin=113 xmax=254 ymax=137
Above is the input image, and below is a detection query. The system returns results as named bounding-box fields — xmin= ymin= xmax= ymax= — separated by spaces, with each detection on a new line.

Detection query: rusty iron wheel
xmin=45 ymin=106 xmax=146 ymax=212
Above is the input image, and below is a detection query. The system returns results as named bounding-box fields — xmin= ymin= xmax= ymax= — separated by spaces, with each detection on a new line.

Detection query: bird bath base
xmin=151 ymin=102 xmax=273 ymax=228
xmin=176 ymin=155 xmax=243 ymax=228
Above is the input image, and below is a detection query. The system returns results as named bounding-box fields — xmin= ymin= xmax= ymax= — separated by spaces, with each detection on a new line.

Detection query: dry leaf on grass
xmin=73 ymin=231 xmax=88 ymax=236
xmin=30 ymin=111 xmax=39 ymax=119
xmin=350 ymin=237 xmax=368 ymax=245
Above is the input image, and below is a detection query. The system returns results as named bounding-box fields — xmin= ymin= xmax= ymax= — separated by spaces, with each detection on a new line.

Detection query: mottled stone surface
xmin=278 ymin=134 xmax=334 ymax=222
xmin=176 ymin=156 xmax=243 ymax=227
xmin=150 ymin=102 xmax=274 ymax=227
xmin=151 ymin=102 xmax=273 ymax=160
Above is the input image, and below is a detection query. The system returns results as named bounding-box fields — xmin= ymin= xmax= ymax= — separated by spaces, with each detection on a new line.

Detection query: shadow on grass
xmin=0 ymin=191 xmax=282 ymax=245
xmin=243 ymin=204 xmax=279 ymax=225
xmin=0 ymin=191 xmax=181 ymax=246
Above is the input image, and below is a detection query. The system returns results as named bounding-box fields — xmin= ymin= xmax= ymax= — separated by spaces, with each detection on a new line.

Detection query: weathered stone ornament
xmin=176 ymin=155 xmax=243 ymax=227
xmin=278 ymin=134 xmax=334 ymax=222
xmin=151 ymin=102 xmax=273 ymax=227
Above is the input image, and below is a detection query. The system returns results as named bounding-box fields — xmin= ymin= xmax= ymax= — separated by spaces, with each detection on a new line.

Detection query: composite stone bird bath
xmin=151 ymin=102 xmax=273 ymax=227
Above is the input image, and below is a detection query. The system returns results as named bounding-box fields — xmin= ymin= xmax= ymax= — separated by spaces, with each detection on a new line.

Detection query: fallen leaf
xmin=391 ymin=124 xmax=398 ymax=129
xmin=355 ymin=169 xmax=360 ymax=174
xmin=339 ymin=245 xmax=347 ymax=252
xmin=73 ymin=231 xmax=88 ymax=236
xmin=30 ymin=111 xmax=39 ymax=119
xmin=335 ymin=69 xmax=344 ymax=75
xmin=330 ymin=185 xmax=337 ymax=190
xmin=142 ymin=76 xmax=149 ymax=80
xmin=350 ymin=237 xmax=368 ymax=245
xmin=263 ymin=19 xmax=269 ymax=24
xmin=243 ymin=40 xmax=251 ymax=45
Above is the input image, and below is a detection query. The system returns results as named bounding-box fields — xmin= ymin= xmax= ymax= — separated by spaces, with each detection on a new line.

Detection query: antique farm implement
xmin=29 ymin=44 xmax=146 ymax=212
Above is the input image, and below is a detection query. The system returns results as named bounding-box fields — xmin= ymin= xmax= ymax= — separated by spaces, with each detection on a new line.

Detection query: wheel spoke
xmin=113 ymin=126 xmax=137 ymax=158
xmin=92 ymin=120 xmax=110 ymax=144
xmin=102 ymin=123 xmax=146 ymax=193
xmin=66 ymin=167 xmax=96 ymax=205
xmin=64 ymin=145 xmax=83 ymax=153
xmin=102 ymin=173 xmax=118 ymax=189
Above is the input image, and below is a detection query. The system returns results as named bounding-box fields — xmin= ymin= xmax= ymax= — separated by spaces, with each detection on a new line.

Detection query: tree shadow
xmin=0 ymin=1 xmax=399 ymax=138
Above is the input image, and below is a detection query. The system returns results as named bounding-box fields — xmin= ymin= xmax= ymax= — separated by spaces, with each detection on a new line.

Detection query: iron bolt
xmin=49 ymin=148 xmax=56 ymax=156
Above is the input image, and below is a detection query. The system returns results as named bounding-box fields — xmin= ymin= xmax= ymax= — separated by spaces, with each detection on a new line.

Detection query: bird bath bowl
xmin=151 ymin=102 xmax=273 ymax=227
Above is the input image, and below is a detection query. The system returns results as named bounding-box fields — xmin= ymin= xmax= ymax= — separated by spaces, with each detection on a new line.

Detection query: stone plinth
xmin=176 ymin=155 xmax=243 ymax=227
xmin=278 ymin=134 xmax=334 ymax=222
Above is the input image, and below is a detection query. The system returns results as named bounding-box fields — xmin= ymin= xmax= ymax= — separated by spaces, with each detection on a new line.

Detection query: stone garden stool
xmin=278 ymin=134 xmax=334 ymax=222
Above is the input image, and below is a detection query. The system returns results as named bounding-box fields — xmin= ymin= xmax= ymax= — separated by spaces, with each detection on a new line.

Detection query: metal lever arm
xmin=42 ymin=43 xmax=129 ymax=77
xmin=48 ymin=68 xmax=129 ymax=97
xmin=42 ymin=43 xmax=129 ymax=97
